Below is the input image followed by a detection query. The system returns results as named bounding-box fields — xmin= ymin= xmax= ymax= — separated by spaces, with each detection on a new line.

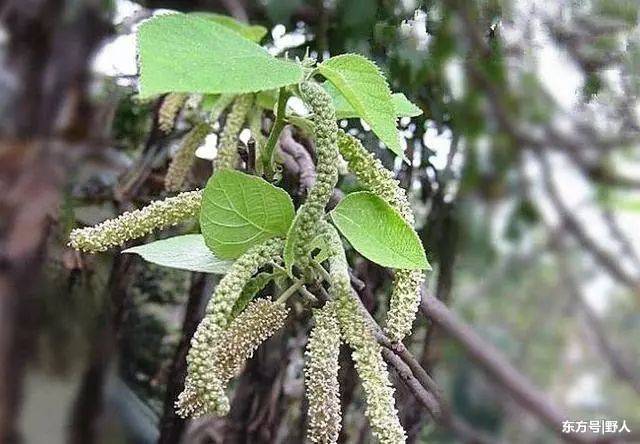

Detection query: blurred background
xmin=1 ymin=0 xmax=639 ymax=443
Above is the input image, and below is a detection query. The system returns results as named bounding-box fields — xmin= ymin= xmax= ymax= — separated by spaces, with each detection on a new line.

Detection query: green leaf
xmin=189 ymin=12 xmax=267 ymax=42
xmin=324 ymin=82 xmax=422 ymax=119
xmin=123 ymin=234 xmax=232 ymax=273
xmin=200 ymin=170 xmax=295 ymax=259
xmin=392 ymin=94 xmax=423 ymax=117
xmin=318 ymin=54 xmax=402 ymax=156
xmin=137 ymin=13 xmax=303 ymax=98
xmin=330 ymin=192 xmax=429 ymax=270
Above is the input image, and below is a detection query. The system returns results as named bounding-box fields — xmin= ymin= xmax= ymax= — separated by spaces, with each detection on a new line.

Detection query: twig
xmin=262 ymin=88 xmax=290 ymax=177
xmin=419 ymin=292 xmax=602 ymax=443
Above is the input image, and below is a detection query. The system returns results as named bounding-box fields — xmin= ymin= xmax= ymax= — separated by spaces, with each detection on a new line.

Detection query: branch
xmin=536 ymin=152 xmax=640 ymax=293
xmin=419 ymin=293 xmax=605 ymax=444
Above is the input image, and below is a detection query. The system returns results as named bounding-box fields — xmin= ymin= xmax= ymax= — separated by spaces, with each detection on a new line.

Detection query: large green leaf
xmin=330 ymin=192 xmax=429 ymax=270
xmin=189 ymin=12 xmax=267 ymax=42
xmin=318 ymin=54 xmax=402 ymax=156
xmin=324 ymin=82 xmax=423 ymax=119
xmin=123 ymin=234 xmax=232 ymax=273
xmin=137 ymin=13 xmax=303 ymax=98
xmin=201 ymin=170 xmax=295 ymax=259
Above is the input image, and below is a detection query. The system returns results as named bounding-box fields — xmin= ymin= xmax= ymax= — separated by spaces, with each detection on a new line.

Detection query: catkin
xmin=322 ymin=222 xmax=406 ymax=444
xmin=212 ymin=298 xmax=289 ymax=382
xmin=213 ymin=94 xmax=254 ymax=171
xmin=158 ymin=93 xmax=188 ymax=133
xmin=165 ymin=122 xmax=210 ymax=192
xmin=68 ymin=190 xmax=202 ymax=253
xmin=305 ymin=301 xmax=342 ymax=444
xmin=289 ymin=82 xmax=339 ymax=271
xmin=177 ymin=238 xmax=284 ymax=417
xmin=337 ymin=130 xmax=424 ymax=342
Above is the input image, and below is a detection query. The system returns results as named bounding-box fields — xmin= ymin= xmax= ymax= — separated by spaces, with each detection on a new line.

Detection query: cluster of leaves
xmin=72 ymin=11 xmax=431 ymax=443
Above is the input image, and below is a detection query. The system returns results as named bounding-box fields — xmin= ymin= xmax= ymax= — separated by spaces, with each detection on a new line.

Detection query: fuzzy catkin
xmin=337 ymin=130 xmax=424 ymax=342
xmin=321 ymin=222 xmax=406 ymax=444
xmin=158 ymin=93 xmax=188 ymax=133
xmin=334 ymin=288 xmax=406 ymax=444
xmin=305 ymin=301 xmax=342 ymax=444
xmin=212 ymin=298 xmax=289 ymax=382
xmin=165 ymin=122 xmax=210 ymax=192
xmin=289 ymin=82 xmax=339 ymax=270
xmin=209 ymin=94 xmax=235 ymax=123
xmin=177 ymin=238 xmax=284 ymax=417
xmin=213 ymin=94 xmax=253 ymax=171
xmin=68 ymin=190 xmax=202 ymax=253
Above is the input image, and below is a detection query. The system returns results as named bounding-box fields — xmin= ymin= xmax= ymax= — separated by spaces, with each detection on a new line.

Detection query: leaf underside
xmin=123 ymin=234 xmax=232 ymax=273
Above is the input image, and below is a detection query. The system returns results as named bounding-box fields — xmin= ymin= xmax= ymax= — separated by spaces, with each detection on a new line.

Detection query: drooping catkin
xmin=209 ymin=94 xmax=235 ymax=123
xmin=158 ymin=93 xmax=188 ymax=133
xmin=213 ymin=94 xmax=254 ymax=171
xmin=337 ymin=130 xmax=424 ymax=342
xmin=321 ymin=222 xmax=406 ymax=444
xmin=305 ymin=301 xmax=342 ymax=444
xmin=68 ymin=190 xmax=202 ymax=253
xmin=288 ymin=82 xmax=339 ymax=270
xmin=212 ymin=298 xmax=289 ymax=382
xmin=165 ymin=122 xmax=210 ymax=192
xmin=177 ymin=238 xmax=284 ymax=417
xmin=335 ymin=293 xmax=406 ymax=444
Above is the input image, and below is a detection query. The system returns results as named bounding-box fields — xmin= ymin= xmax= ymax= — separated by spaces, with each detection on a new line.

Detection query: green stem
xmin=312 ymin=260 xmax=332 ymax=283
xmin=262 ymin=87 xmax=290 ymax=177
xmin=276 ymin=279 xmax=304 ymax=303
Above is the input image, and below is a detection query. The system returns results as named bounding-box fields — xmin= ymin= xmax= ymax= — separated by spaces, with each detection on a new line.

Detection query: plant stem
xmin=312 ymin=260 xmax=332 ymax=282
xmin=262 ymin=87 xmax=290 ymax=177
xmin=276 ymin=279 xmax=304 ymax=303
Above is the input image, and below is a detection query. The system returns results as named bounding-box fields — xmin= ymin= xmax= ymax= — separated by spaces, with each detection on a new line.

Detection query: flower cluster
xmin=158 ymin=93 xmax=187 ymax=133
xmin=334 ymin=289 xmax=406 ymax=444
xmin=305 ymin=301 xmax=342 ymax=444
xmin=289 ymin=82 xmax=339 ymax=271
xmin=213 ymin=298 xmax=289 ymax=382
xmin=165 ymin=122 xmax=210 ymax=191
xmin=321 ymin=223 xmax=406 ymax=444
xmin=337 ymin=130 xmax=424 ymax=342
xmin=213 ymin=94 xmax=254 ymax=171
xmin=68 ymin=190 xmax=202 ymax=253
xmin=177 ymin=238 xmax=284 ymax=417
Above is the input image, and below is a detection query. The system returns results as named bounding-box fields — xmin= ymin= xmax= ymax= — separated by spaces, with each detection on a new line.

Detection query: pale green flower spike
xmin=337 ymin=130 xmax=424 ymax=342
xmin=176 ymin=314 xmax=230 ymax=417
xmin=177 ymin=238 xmax=284 ymax=417
xmin=289 ymin=81 xmax=339 ymax=270
xmin=212 ymin=298 xmax=289 ymax=382
xmin=305 ymin=301 xmax=342 ymax=444
xmin=68 ymin=190 xmax=202 ymax=253
xmin=165 ymin=122 xmax=210 ymax=192
xmin=158 ymin=92 xmax=188 ymax=134
xmin=334 ymin=289 xmax=406 ymax=444
xmin=321 ymin=222 xmax=406 ymax=444
xmin=213 ymin=94 xmax=254 ymax=171
xmin=209 ymin=94 xmax=236 ymax=123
